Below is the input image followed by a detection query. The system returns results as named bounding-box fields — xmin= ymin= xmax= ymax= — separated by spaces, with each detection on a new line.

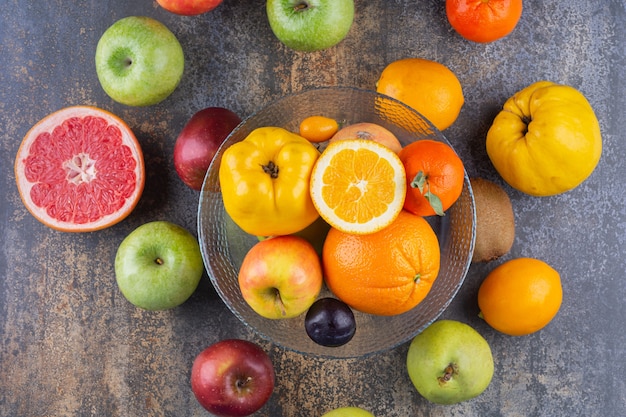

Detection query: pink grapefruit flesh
xmin=14 ymin=106 xmax=145 ymax=232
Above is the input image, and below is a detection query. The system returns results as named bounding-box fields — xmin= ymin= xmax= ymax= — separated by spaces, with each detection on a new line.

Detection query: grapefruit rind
xmin=14 ymin=106 xmax=145 ymax=232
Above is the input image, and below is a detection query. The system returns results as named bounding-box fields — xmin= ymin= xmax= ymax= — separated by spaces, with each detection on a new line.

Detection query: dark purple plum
xmin=304 ymin=297 xmax=356 ymax=347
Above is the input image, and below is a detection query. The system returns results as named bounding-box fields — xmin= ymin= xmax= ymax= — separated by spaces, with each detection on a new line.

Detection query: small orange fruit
xmin=478 ymin=257 xmax=563 ymax=336
xmin=376 ymin=58 xmax=464 ymax=131
xmin=309 ymin=139 xmax=406 ymax=235
xmin=299 ymin=115 xmax=339 ymax=143
xmin=446 ymin=0 xmax=523 ymax=44
xmin=323 ymin=210 xmax=440 ymax=316
xmin=398 ymin=140 xmax=465 ymax=217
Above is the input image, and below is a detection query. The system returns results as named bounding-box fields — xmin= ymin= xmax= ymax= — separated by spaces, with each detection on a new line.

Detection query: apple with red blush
xmin=239 ymin=235 xmax=323 ymax=319
xmin=191 ymin=339 xmax=275 ymax=417
xmin=173 ymin=107 xmax=241 ymax=190
xmin=157 ymin=0 xmax=223 ymax=16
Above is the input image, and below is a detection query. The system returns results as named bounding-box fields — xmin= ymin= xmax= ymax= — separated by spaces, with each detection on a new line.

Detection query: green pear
xmin=321 ymin=406 xmax=376 ymax=417
xmin=406 ymin=320 xmax=494 ymax=404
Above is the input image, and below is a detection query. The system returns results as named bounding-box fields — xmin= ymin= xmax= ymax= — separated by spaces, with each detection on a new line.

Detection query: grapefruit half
xmin=14 ymin=106 xmax=145 ymax=232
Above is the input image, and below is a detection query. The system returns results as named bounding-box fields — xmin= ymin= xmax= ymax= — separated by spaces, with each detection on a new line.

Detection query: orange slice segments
xmin=310 ymin=139 xmax=406 ymax=235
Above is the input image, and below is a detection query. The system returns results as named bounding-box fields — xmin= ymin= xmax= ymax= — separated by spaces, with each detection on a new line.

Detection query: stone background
xmin=1 ymin=1 xmax=625 ymax=416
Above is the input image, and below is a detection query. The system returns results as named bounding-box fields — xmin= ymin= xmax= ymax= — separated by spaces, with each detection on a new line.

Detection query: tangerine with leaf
xmin=398 ymin=140 xmax=465 ymax=217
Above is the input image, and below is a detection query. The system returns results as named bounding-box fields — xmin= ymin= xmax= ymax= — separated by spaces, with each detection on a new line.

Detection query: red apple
xmin=173 ymin=107 xmax=241 ymax=190
xmin=238 ymin=235 xmax=323 ymax=319
xmin=157 ymin=0 xmax=223 ymax=16
xmin=191 ymin=339 xmax=275 ymax=417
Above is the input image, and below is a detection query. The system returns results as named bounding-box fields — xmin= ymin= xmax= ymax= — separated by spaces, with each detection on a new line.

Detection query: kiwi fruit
xmin=470 ymin=177 xmax=515 ymax=263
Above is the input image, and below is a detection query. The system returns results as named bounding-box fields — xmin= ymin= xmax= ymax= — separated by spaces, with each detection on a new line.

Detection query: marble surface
xmin=1 ymin=1 xmax=625 ymax=416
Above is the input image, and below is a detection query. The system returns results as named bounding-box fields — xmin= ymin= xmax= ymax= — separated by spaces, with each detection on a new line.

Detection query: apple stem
xmin=272 ymin=288 xmax=287 ymax=317
xmin=155 ymin=257 xmax=164 ymax=266
xmin=237 ymin=376 xmax=253 ymax=390
xmin=438 ymin=363 xmax=458 ymax=385
xmin=294 ymin=2 xmax=309 ymax=11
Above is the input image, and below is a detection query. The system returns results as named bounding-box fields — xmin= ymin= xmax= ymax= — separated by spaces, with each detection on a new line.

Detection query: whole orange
xmin=446 ymin=0 xmax=523 ymax=43
xmin=322 ymin=210 xmax=440 ymax=316
xmin=376 ymin=58 xmax=464 ymax=131
xmin=478 ymin=257 xmax=562 ymax=336
xmin=398 ymin=140 xmax=465 ymax=217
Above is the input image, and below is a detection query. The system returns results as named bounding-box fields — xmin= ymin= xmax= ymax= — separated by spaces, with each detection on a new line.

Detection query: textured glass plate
xmin=198 ymin=87 xmax=475 ymax=359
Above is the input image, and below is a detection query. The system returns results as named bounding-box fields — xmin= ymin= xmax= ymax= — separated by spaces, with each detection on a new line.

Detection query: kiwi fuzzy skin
xmin=470 ymin=177 xmax=516 ymax=263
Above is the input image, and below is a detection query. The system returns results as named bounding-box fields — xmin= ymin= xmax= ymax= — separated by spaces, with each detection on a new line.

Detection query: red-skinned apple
xmin=157 ymin=0 xmax=223 ymax=16
xmin=173 ymin=107 xmax=241 ymax=190
xmin=191 ymin=339 xmax=275 ymax=417
xmin=238 ymin=235 xmax=323 ymax=319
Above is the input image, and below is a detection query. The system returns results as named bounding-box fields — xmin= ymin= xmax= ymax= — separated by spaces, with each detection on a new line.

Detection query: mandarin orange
xmin=446 ymin=0 xmax=523 ymax=44
xmin=398 ymin=139 xmax=465 ymax=217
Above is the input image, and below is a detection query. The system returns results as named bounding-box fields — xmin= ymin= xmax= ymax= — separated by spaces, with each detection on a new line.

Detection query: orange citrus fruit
xmin=398 ymin=140 xmax=465 ymax=217
xmin=446 ymin=0 xmax=523 ymax=44
xmin=299 ymin=115 xmax=339 ymax=143
xmin=309 ymin=139 xmax=406 ymax=235
xmin=478 ymin=257 xmax=563 ymax=336
xmin=376 ymin=58 xmax=464 ymax=131
xmin=323 ymin=210 xmax=440 ymax=316
xmin=14 ymin=106 xmax=145 ymax=232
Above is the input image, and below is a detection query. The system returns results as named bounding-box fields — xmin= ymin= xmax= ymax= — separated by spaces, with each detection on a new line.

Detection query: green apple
xmin=115 ymin=221 xmax=203 ymax=310
xmin=321 ymin=407 xmax=375 ymax=417
xmin=266 ymin=0 xmax=355 ymax=52
xmin=238 ymin=235 xmax=323 ymax=319
xmin=406 ymin=320 xmax=494 ymax=405
xmin=95 ymin=16 xmax=184 ymax=106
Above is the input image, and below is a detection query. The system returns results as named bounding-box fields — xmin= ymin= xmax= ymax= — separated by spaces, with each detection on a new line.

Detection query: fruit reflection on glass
xmin=14 ymin=106 xmax=144 ymax=232
xmin=238 ymin=235 xmax=323 ymax=319
xmin=323 ymin=210 xmax=440 ymax=316
xmin=191 ymin=339 xmax=275 ymax=417
xmin=478 ymin=257 xmax=562 ymax=336
xmin=406 ymin=320 xmax=494 ymax=405
xmin=486 ymin=80 xmax=602 ymax=196
xmin=114 ymin=221 xmax=204 ymax=310
xmin=376 ymin=58 xmax=464 ymax=131
xmin=95 ymin=16 xmax=184 ymax=106
xmin=266 ymin=0 xmax=355 ymax=52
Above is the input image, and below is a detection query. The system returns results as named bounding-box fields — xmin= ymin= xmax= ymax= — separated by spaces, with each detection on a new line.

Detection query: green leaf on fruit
xmin=411 ymin=171 xmax=445 ymax=216
xmin=410 ymin=171 xmax=427 ymax=193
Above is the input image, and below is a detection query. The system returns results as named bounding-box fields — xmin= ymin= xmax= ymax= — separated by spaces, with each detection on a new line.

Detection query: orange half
xmin=309 ymin=139 xmax=406 ymax=235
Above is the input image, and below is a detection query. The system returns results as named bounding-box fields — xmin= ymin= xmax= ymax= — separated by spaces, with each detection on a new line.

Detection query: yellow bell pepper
xmin=486 ymin=80 xmax=602 ymax=196
xmin=219 ymin=126 xmax=320 ymax=237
